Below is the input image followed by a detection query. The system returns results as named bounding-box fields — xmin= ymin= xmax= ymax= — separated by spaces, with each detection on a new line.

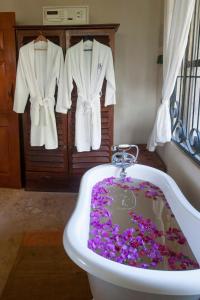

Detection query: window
xmin=170 ymin=0 xmax=200 ymax=164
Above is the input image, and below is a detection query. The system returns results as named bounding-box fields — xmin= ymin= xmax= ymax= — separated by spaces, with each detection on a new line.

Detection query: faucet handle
xmin=111 ymin=144 xmax=139 ymax=161
xmin=111 ymin=144 xmax=139 ymax=179
xmin=130 ymin=144 xmax=139 ymax=163
xmin=111 ymin=145 xmax=118 ymax=152
xmin=111 ymin=144 xmax=132 ymax=152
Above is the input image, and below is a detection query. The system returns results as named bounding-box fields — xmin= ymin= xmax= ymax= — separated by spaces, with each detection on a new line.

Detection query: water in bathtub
xmin=88 ymin=177 xmax=199 ymax=271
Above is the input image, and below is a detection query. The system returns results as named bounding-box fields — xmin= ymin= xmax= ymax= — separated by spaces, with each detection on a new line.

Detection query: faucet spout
xmin=120 ymin=167 xmax=127 ymax=179
xmin=111 ymin=144 xmax=139 ymax=180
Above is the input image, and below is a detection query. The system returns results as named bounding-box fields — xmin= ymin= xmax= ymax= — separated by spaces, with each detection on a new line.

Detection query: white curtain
xmin=147 ymin=0 xmax=196 ymax=151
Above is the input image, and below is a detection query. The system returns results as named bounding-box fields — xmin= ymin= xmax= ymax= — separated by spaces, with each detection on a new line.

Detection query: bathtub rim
xmin=63 ymin=163 xmax=200 ymax=296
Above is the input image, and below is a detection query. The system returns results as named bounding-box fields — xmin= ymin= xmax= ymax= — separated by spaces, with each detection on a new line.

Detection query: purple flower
xmin=88 ymin=177 xmax=199 ymax=271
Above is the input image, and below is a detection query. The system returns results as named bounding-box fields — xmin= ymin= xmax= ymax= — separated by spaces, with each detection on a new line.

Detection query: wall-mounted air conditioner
xmin=43 ymin=6 xmax=89 ymax=25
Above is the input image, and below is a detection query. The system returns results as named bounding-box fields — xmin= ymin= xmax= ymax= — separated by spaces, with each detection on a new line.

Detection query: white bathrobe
xmin=56 ymin=39 xmax=116 ymax=152
xmin=13 ymin=40 xmax=64 ymax=149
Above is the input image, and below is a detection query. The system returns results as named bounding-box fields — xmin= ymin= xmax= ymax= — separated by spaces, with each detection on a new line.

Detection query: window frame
xmin=170 ymin=0 xmax=200 ymax=166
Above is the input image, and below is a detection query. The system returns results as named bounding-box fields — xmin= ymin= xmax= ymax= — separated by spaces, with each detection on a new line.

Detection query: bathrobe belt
xmin=31 ymin=96 xmax=55 ymax=126
xmin=78 ymin=93 xmax=101 ymax=114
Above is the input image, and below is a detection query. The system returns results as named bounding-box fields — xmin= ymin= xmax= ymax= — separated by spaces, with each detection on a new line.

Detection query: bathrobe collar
xmin=28 ymin=39 xmax=53 ymax=97
xmin=79 ymin=39 xmax=100 ymax=95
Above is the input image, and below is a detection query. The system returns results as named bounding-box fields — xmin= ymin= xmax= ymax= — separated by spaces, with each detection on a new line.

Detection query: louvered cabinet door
xmin=22 ymin=106 xmax=68 ymax=190
xmin=15 ymin=29 xmax=69 ymax=191
xmin=68 ymin=85 xmax=113 ymax=177
xmin=15 ymin=24 xmax=119 ymax=191
xmin=66 ymin=29 xmax=115 ymax=179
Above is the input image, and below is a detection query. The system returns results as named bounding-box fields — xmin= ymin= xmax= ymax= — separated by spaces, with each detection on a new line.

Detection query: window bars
xmin=170 ymin=0 xmax=200 ymax=164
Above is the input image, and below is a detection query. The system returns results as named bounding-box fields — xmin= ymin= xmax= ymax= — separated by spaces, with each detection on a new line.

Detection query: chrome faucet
xmin=111 ymin=144 xmax=139 ymax=179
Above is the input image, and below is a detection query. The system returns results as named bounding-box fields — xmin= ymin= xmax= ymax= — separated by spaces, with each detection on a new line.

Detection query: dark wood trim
xmin=15 ymin=24 xmax=120 ymax=32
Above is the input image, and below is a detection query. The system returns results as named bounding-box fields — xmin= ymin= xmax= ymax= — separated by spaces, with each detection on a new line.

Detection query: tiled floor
xmin=0 ymin=188 xmax=77 ymax=297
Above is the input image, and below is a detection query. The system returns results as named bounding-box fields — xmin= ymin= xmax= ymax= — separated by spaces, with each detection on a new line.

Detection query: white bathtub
xmin=63 ymin=164 xmax=200 ymax=300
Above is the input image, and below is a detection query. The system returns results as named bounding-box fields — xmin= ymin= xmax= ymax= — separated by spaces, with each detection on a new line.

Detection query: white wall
xmin=0 ymin=0 xmax=162 ymax=144
xmin=157 ymin=143 xmax=200 ymax=211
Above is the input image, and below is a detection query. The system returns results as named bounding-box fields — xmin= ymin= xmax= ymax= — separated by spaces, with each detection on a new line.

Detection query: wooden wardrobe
xmin=15 ymin=24 xmax=119 ymax=192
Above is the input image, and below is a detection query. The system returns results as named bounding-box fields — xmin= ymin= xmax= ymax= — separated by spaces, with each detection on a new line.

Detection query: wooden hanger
xmin=83 ymin=35 xmax=94 ymax=51
xmin=34 ymin=32 xmax=47 ymax=50
xmin=83 ymin=35 xmax=94 ymax=42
